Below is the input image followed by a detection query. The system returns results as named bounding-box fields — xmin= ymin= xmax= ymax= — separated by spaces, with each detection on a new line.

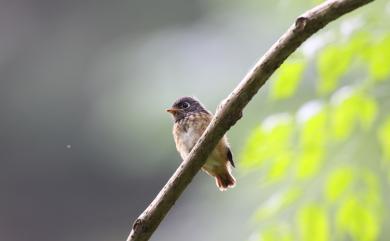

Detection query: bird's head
xmin=166 ymin=96 xmax=208 ymax=122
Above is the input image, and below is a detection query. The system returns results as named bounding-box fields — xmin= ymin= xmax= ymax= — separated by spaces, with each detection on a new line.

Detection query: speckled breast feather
xmin=173 ymin=112 xmax=212 ymax=160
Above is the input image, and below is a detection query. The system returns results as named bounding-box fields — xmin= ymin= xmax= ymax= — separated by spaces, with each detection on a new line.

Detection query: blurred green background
xmin=1 ymin=0 xmax=389 ymax=241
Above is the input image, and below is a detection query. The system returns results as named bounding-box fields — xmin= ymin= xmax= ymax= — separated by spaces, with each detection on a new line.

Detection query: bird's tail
xmin=215 ymin=171 xmax=236 ymax=191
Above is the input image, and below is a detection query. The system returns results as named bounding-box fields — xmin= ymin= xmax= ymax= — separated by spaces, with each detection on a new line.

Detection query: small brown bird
xmin=166 ymin=96 xmax=236 ymax=191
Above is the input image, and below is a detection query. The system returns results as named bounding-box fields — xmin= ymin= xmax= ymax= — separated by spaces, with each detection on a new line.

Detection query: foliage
xmin=241 ymin=2 xmax=390 ymax=241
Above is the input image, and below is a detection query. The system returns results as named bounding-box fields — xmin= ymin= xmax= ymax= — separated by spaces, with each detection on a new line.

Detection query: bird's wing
xmin=227 ymin=147 xmax=235 ymax=168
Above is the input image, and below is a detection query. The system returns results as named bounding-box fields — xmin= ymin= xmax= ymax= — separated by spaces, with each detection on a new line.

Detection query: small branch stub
xmin=132 ymin=219 xmax=142 ymax=230
xmin=295 ymin=16 xmax=308 ymax=31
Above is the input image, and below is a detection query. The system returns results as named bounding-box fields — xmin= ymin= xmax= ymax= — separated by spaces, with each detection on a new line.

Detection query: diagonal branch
xmin=126 ymin=0 xmax=374 ymax=240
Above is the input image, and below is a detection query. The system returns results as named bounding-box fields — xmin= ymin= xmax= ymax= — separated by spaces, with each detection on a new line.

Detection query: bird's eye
xmin=181 ymin=102 xmax=190 ymax=109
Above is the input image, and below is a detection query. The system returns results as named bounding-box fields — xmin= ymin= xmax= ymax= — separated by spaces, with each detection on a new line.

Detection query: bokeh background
xmin=1 ymin=0 xmax=389 ymax=241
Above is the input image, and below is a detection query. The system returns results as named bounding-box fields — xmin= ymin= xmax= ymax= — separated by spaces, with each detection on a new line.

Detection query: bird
xmin=166 ymin=96 xmax=236 ymax=191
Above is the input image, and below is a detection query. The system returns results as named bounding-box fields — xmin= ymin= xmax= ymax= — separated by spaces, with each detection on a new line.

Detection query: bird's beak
xmin=166 ymin=107 xmax=180 ymax=114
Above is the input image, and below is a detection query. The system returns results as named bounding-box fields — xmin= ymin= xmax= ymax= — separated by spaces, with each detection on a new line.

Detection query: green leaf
xmin=317 ymin=44 xmax=352 ymax=94
xmin=270 ymin=59 xmax=306 ymax=100
xmin=325 ymin=167 xmax=354 ymax=202
xmin=347 ymin=31 xmax=371 ymax=59
xmin=241 ymin=114 xmax=293 ymax=169
xmin=357 ymin=95 xmax=378 ymax=130
xmin=297 ymin=101 xmax=327 ymax=148
xmin=240 ymin=126 xmax=267 ymax=169
xmin=297 ymin=203 xmax=329 ymax=241
xmin=330 ymin=87 xmax=358 ymax=139
xmin=330 ymin=87 xmax=377 ymax=139
xmin=296 ymin=146 xmax=324 ymax=179
xmin=378 ymin=116 xmax=390 ymax=162
xmin=295 ymin=101 xmax=327 ymax=179
xmin=360 ymin=170 xmax=381 ymax=207
xmin=266 ymin=151 xmax=293 ymax=182
xmin=260 ymin=226 xmax=293 ymax=241
xmin=337 ymin=196 xmax=380 ymax=241
xmin=368 ymin=35 xmax=390 ymax=81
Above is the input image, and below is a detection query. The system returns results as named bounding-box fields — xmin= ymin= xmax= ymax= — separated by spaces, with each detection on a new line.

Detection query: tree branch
xmin=126 ymin=0 xmax=374 ymax=240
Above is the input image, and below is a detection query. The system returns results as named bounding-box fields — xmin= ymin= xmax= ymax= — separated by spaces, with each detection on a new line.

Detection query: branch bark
xmin=127 ymin=0 xmax=374 ymax=240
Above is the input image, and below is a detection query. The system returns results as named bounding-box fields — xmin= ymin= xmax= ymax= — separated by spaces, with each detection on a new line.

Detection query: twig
xmin=126 ymin=0 xmax=374 ymax=240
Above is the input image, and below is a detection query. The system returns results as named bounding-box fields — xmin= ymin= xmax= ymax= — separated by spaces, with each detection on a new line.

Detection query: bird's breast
xmin=174 ymin=125 xmax=200 ymax=159
xmin=173 ymin=113 xmax=211 ymax=159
